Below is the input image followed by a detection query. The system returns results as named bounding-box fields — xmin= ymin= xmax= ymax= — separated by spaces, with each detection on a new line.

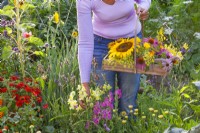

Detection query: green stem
xmin=16 ymin=1 xmax=25 ymax=78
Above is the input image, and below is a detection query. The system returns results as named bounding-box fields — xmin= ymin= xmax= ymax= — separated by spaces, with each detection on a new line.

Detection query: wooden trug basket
xmin=102 ymin=55 xmax=168 ymax=76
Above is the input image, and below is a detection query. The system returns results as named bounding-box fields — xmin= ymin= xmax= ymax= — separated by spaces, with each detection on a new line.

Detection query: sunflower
xmin=108 ymin=37 xmax=140 ymax=59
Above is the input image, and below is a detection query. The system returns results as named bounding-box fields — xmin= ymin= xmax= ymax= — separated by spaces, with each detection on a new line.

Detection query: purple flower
xmin=85 ymin=121 xmax=90 ymax=129
xmin=143 ymin=37 xmax=159 ymax=47
xmin=115 ymin=89 xmax=122 ymax=99
xmin=93 ymin=116 xmax=100 ymax=125
xmin=162 ymin=59 xmax=173 ymax=71
xmin=103 ymin=123 xmax=111 ymax=132
xmin=180 ymin=47 xmax=186 ymax=55
xmin=101 ymin=109 xmax=112 ymax=120
xmin=12 ymin=47 xmax=19 ymax=52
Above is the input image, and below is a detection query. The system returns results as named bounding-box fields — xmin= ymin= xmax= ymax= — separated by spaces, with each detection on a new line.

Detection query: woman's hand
xmin=82 ymin=82 xmax=90 ymax=96
xmin=79 ymin=83 xmax=90 ymax=109
xmin=136 ymin=7 xmax=149 ymax=21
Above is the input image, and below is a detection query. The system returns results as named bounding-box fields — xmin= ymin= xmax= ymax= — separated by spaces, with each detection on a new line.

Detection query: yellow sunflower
xmin=108 ymin=37 xmax=140 ymax=59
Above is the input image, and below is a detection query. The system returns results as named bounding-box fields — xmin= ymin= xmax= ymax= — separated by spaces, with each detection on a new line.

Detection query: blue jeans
xmin=91 ymin=32 xmax=142 ymax=114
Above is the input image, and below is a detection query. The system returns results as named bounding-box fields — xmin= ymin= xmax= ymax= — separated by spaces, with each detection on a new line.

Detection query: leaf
xmin=181 ymin=93 xmax=191 ymax=99
xmin=180 ymin=86 xmax=189 ymax=93
xmin=189 ymin=104 xmax=200 ymax=114
xmin=20 ymin=3 xmax=36 ymax=11
xmin=33 ymin=51 xmax=45 ymax=57
xmin=0 ymin=9 xmax=15 ymax=18
xmin=28 ymin=37 xmax=44 ymax=46
xmin=36 ymin=77 xmax=45 ymax=90
xmin=5 ymin=27 xmax=12 ymax=34
xmin=2 ymin=46 xmax=13 ymax=60
xmin=0 ymin=106 xmax=8 ymax=112
xmin=20 ymin=23 xmax=36 ymax=30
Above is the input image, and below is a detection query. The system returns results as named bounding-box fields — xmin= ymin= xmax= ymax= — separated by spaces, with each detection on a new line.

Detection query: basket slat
xmin=102 ymin=58 xmax=168 ymax=76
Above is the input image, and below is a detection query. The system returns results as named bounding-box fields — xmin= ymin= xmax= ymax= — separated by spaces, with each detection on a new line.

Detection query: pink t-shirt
xmin=76 ymin=0 xmax=151 ymax=83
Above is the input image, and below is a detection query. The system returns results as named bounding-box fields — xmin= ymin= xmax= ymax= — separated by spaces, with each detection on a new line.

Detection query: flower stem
xmin=16 ymin=1 xmax=25 ymax=79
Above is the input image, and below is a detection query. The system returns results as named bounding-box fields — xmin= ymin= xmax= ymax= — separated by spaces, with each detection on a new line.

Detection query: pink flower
xmin=23 ymin=32 xmax=32 ymax=38
xmin=43 ymin=104 xmax=49 ymax=109
xmin=115 ymin=89 xmax=122 ymax=99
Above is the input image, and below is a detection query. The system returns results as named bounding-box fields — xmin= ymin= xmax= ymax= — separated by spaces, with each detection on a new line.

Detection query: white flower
xmin=193 ymin=32 xmax=200 ymax=39
xmin=183 ymin=0 xmax=193 ymax=4
xmin=165 ymin=28 xmax=173 ymax=35
xmin=163 ymin=16 xmax=173 ymax=21
xmin=36 ymin=131 xmax=42 ymax=133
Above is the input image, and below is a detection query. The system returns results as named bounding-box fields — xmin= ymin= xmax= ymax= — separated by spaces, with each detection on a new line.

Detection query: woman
xmin=76 ymin=0 xmax=151 ymax=114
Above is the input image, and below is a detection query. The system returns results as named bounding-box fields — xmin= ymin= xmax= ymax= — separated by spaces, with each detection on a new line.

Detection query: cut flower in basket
xmin=103 ymin=28 xmax=189 ymax=75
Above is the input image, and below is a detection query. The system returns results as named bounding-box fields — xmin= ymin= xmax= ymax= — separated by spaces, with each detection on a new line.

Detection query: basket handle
xmin=133 ymin=10 xmax=142 ymax=73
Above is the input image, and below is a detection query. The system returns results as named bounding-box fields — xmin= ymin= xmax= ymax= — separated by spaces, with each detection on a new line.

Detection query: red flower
xmin=24 ymin=85 xmax=32 ymax=92
xmin=32 ymin=88 xmax=41 ymax=96
xmin=0 ymin=88 xmax=7 ymax=93
xmin=42 ymin=104 xmax=48 ymax=109
xmin=37 ymin=96 xmax=42 ymax=103
xmin=0 ymin=129 xmax=2 ymax=133
xmin=0 ymin=77 xmax=3 ymax=81
xmin=16 ymin=100 xmax=24 ymax=107
xmin=10 ymin=75 xmax=19 ymax=81
xmin=9 ymin=82 xmax=16 ymax=87
xmin=16 ymin=82 xmax=25 ymax=89
xmin=24 ymin=95 xmax=31 ymax=104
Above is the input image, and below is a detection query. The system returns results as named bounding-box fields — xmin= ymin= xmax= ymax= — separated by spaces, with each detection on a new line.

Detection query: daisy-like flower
xmin=162 ymin=59 xmax=173 ymax=71
xmin=136 ymin=57 xmax=146 ymax=70
xmin=158 ymin=115 xmax=164 ymax=119
xmin=143 ymin=37 xmax=158 ymax=47
xmin=143 ymin=42 xmax=151 ymax=49
xmin=72 ymin=31 xmax=78 ymax=38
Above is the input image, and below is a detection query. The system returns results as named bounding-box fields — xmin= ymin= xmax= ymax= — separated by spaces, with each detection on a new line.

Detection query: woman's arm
xmin=136 ymin=0 xmax=151 ymax=11
xmin=76 ymin=0 xmax=94 ymax=86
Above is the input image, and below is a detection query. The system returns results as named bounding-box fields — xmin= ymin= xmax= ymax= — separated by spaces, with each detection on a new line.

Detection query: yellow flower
xmin=134 ymin=109 xmax=139 ymax=112
xmin=76 ymin=105 xmax=83 ymax=112
xmin=14 ymin=0 xmax=25 ymax=8
xmin=183 ymin=43 xmax=189 ymax=50
xmin=91 ymin=88 xmax=103 ymax=101
xmin=108 ymin=37 xmax=141 ymax=59
xmin=134 ymin=112 xmax=138 ymax=116
xmin=149 ymin=51 xmax=155 ymax=57
xmin=154 ymin=110 xmax=158 ymax=113
xmin=122 ymin=120 xmax=127 ymax=124
xmin=130 ymin=110 xmax=133 ymax=113
xmin=142 ymin=116 xmax=146 ymax=119
xmin=53 ymin=11 xmax=60 ymax=24
xmin=164 ymin=111 xmax=169 ymax=114
xmin=152 ymin=114 xmax=156 ymax=117
xmin=121 ymin=111 xmax=127 ymax=117
xmin=125 ymin=116 xmax=128 ymax=119
xmin=143 ymin=42 xmax=151 ymax=49
xmin=72 ymin=31 xmax=78 ymax=38
xmin=29 ymin=125 xmax=34 ymax=129
xmin=78 ymin=85 xmax=88 ymax=101
xmin=149 ymin=108 xmax=154 ymax=112
xmin=67 ymin=99 xmax=78 ymax=110
xmin=113 ymin=109 xmax=117 ymax=113
xmin=128 ymin=105 xmax=133 ymax=109
xmin=158 ymin=115 xmax=164 ymax=119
